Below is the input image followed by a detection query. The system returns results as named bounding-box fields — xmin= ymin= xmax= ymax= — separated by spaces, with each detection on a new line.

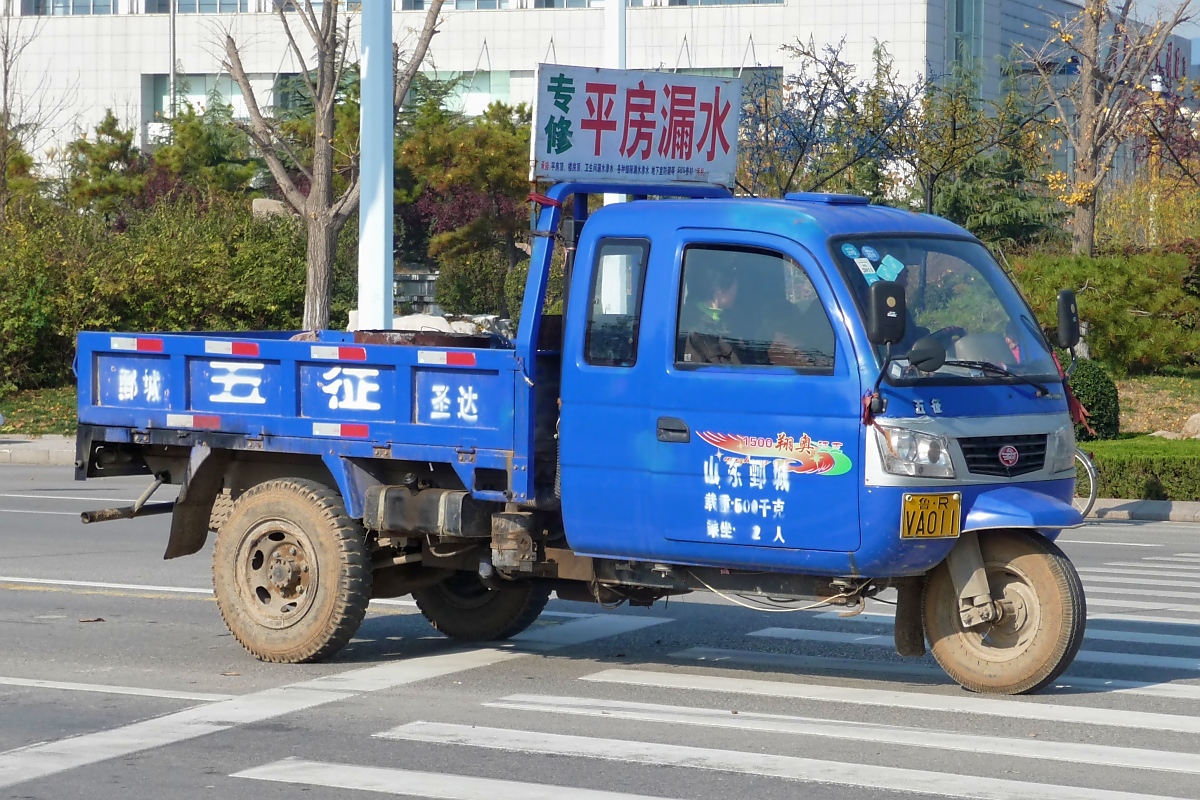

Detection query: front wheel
xmin=413 ymin=573 xmax=550 ymax=642
xmin=924 ymin=529 xmax=1086 ymax=694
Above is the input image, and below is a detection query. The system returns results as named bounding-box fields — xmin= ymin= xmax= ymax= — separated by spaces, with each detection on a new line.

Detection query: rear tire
xmin=213 ymin=479 xmax=371 ymax=663
xmin=413 ymin=573 xmax=550 ymax=642
xmin=924 ymin=529 xmax=1085 ymax=694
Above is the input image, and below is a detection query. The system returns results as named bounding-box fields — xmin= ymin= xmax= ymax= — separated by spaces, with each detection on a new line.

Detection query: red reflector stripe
xmin=136 ymin=339 xmax=164 ymax=352
xmin=446 ymin=351 xmax=477 ymax=367
xmin=341 ymin=423 xmax=369 ymax=438
xmin=231 ymin=342 xmax=260 ymax=357
xmin=338 ymin=346 xmax=367 ymax=361
xmin=193 ymin=415 xmax=221 ymax=430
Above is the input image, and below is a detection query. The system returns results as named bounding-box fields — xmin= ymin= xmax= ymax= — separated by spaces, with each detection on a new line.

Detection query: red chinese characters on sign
xmin=658 ymin=84 xmax=697 ymax=160
xmin=580 ymin=82 xmax=618 ymax=156
xmin=619 ymin=80 xmax=657 ymax=160
xmin=696 ymin=85 xmax=732 ymax=162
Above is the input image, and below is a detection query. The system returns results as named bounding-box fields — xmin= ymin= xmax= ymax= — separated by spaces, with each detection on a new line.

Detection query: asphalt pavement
xmin=2 ymin=465 xmax=1200 ymax=800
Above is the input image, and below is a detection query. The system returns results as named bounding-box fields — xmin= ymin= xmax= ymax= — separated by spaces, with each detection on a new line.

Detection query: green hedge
xmin=1008 ymin=252 xmax=1200 ymax=374
xmin=1085 ymin=437 xmax=1200 ymax=501
xmin=1069 ymin=359 xmax=1120 ymax=440
xmin=0 ymin=197 xmax=357 ymax=395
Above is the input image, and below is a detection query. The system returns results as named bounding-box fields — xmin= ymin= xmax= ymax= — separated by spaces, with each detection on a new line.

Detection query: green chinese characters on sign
xmin=544 ymin=116 xmax=573 ymax=155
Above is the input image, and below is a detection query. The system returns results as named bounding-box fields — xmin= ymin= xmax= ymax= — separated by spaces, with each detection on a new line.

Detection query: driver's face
xmin=714 ymin=278 xmax=738 ymax=310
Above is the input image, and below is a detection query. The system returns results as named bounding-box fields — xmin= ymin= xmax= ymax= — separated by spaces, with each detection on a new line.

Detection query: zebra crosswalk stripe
xmin=485 ymin=693 xmax=1200 ymax=775
xmin=234 ymin=759 xmax=674 ymax=800
xmin=580 ymin=668 xmax=1200 ymax=734
xmin=377 ymin=721 xmax=1190 ymax=800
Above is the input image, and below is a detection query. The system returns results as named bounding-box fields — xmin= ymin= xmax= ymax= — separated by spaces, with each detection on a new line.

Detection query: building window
xmin=22 ymin=0 xmax=114 ymax=13
xmin=666 ymin=0 xmax=782 ymax=5
xmin=145 ymin=0 xmax=251 ymax=10
xmin=947 ymin=0 xmax=984 ymax=65
xmin=400 ymin=0 xmax=424 ymax=8
xmin=455 ymin=0 xmax=512 ymax=7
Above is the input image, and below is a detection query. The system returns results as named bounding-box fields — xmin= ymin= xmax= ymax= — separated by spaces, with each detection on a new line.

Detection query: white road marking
xmin=512 ymin=615 xmax=670 ymax=650
xmin=1088 ymin=586 xmax=1200 ymax=601
xmin=235 ymin=759 xmax=673 ymax=800
xmin=0 ymin=677 xmax=232 ymax=703
xmin=0 ymin=576 xmax=591 ymax=620
xmin=1144 ymin=556 xmax=1200 ymax=564
xmin=379 ymin=722 xmax=1188 ymax=800
xmin=0 ymin=493 xmax=138 ymax=503
xmin=1081 ymin=567 xmax=1200 ymax=581
xmin=0 ymin=576 xmax=212 ymax=594
xmin=816 ymin=608 xmax=1200 ymax=628
xmin=1106 ymin=561 xmax=1200 ymax=571
xmin=0 ymin=612 xmax=653 ymax=789
xmin=488 ymin=693 xmax=1200 ymax=775
xmin=668 ymin=646 xmax=1200 ymax=700
xmin=0 ymin=509 xmax=81 ymax=516
xmin=1088 ymin=597 xmax=1200 ymax=615
xmin=1084 ymin=575 xmax=1200 ymax=590
xmin=1058 ymin=540 xmax=1162 ymax=547
xmin=749 ymin=627 xmax=1200 ymax=671
xmin=581 ymin=669 xmax=1200 ymax=734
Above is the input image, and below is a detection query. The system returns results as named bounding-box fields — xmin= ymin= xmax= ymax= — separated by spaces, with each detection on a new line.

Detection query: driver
xmin=678 ymin=257 xmax=740 ymax=365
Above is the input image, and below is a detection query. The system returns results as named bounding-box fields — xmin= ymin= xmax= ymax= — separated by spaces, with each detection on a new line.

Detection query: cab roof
xmin=589 ymin=193 xmax=974 ymax=253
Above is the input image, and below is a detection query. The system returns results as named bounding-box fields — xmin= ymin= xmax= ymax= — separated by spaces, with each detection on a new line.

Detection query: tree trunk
xmin=303 ymin=218 xmax=338 ymax=331
xmin=1072 ymin=201 xmax=1097 ymax=257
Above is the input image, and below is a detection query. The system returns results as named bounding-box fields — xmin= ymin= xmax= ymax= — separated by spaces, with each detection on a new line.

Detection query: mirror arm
xmin=869 ymin=343 xmax=892 ymax=415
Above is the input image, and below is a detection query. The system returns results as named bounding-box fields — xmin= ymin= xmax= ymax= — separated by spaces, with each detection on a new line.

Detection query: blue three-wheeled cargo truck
xmin=74 ymin=180 xmax=1087 ymax=695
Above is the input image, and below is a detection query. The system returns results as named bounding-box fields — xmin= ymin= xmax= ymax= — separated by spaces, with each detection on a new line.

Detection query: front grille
xmin=957 ymin=434 xmax=1047 ymax=478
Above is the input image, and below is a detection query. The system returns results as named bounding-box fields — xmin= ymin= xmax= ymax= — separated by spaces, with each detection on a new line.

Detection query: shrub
xmin=504 ymin=254 xmax=564 ymax=330
xmin=1086 ymin=437 xmax=1200 ymax=501
xmin=1069 ymin=359 xmax=1120 ymax=441
xmin=434 ymin=248 xmax=509 ymax=316
xmin=1008 ymin=252 xmax=1200 ymax=374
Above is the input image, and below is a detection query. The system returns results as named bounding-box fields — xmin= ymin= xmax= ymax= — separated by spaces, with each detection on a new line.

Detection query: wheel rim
xmin=233 ymin=518 xmax=319 ymax=630
xmin=957 ymin=560 xmax=1043 ymax=662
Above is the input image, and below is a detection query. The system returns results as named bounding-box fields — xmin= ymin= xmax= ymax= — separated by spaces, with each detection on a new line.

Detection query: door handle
xmin=657 ymin=417 xmax=690 ymax=444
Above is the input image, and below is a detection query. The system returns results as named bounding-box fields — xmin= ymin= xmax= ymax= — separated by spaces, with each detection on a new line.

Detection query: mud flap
xmin=893 ymin=577 xmax=926 ymax=657
xmin=163 ymin=446 xmax=231 ymax=560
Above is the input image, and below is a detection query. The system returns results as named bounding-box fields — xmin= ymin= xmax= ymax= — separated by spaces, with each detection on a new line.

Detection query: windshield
xmin=830 ymin=236 xmax=1057 ymax=382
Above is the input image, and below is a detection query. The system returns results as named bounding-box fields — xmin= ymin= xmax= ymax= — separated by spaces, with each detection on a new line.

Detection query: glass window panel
xmin=586 ymin=240 xmax=651 ymax=368
xmin=71 ymin=0 xmax=89 ymax=13
xmin=676 ymin=246 xmax=836 ymax=372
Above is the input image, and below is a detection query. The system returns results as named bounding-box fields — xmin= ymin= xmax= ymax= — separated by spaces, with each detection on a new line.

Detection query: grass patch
xmin=0 ymin=387 xmax=78 ymax=435
xmin=1116 ymin=375 xmax=1200 ymax=434
xmin=1085 ymin=435 xmax=1200 ymax=501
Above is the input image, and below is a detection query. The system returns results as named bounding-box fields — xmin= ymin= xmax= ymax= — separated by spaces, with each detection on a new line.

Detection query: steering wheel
xmin=929 ymin=326 xmax=967 ymax=350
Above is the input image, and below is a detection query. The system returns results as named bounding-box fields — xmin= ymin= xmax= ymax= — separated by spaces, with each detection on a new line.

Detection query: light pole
xmin=603 ymin=0 xmax=625 ymax=207
xmin=357 ymin=0 xmax=395 ymax=330
xmin=168 ymin=0 xmax=176 ymax=119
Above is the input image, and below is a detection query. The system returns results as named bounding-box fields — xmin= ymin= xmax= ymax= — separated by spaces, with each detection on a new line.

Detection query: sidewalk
xmin=2 ymin=435 xmax=1200 ymax=523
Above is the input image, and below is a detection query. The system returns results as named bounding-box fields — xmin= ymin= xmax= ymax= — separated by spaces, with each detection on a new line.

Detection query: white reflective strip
xmin=1144 ymin=556 xmax=1200 ymax=563
xmin=165 ymin=414 xmax=193 ymax=428
xmin=580 ymin=669 xmax=1200 ymax=734
xmin=204 ymin=341 xmax=233 ymax=355
xmin=0 ymin=676 xmax=232 ymax=703
xmin=669 ymin=647 xmax=1200 ymax=701
xmin=749 ymin=627 xmax=1200 ymax=672
xmin=310 ymin=345 xmax=340 ymax=359
xmin=487 ymin=694 xmax=1200 ymax=775
xmin=417 ymin=351 xmax=447 ymax=365
xmin=109 ymin=337 xmax=138 ymax=351
xmin=235 ymin=759 xmax=672 ymax=800
xmin=379 ymin=722 xmax=1181 ymax=800
xmin=312 ymin=423 xmax=342 ymax=437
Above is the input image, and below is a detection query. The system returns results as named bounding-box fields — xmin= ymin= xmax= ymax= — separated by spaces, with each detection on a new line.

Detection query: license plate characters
xmin=901 ymin=492 xmax=962 ymax=539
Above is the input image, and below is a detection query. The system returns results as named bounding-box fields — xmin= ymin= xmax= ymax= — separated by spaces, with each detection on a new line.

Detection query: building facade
xmin=1 ymin=0 xmax=1191 ymax=155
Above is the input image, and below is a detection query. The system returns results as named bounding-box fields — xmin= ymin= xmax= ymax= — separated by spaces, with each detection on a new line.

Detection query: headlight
xmin=875 ymin=425 xmax=955 ymax=479
xmin=1048 ymin=423 xmax=1076 ymax=474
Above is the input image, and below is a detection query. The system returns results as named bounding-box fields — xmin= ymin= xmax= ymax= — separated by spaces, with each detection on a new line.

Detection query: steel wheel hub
xmin=234 ymin=521 xmax=317 ymax=630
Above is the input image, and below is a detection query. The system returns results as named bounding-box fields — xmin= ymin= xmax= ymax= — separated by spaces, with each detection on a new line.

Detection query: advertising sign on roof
xmin=532 ymin=64 xmax=742 ymax=188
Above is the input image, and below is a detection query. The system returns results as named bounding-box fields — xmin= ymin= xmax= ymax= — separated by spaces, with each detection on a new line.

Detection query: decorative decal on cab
xmin=697 ymin=431 xmax=853 ymax=477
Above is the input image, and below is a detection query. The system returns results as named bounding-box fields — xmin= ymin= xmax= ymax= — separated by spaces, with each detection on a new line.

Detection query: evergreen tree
xmin=67 ymin=110 xmax=145 ymax=214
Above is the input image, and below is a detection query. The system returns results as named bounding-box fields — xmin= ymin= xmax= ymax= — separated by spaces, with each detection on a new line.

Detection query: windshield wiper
xmin=942 ymin=359 xmax=1052 ymax=397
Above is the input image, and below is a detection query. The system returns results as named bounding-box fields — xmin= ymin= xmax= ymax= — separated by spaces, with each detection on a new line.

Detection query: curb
xmin=1088 ymin=498 xmax=1200 ymax=524
xmin=0 ymin=436 xmax=75 ymax=468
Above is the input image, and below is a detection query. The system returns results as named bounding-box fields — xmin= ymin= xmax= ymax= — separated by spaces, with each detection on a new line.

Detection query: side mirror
xmin=907 ymin=336 xmax=947 ymax=373
xmin=1057 ymin=289 xmax=1081 ymax=349
xmin=867 ymin=281 xmax=906 ymax=345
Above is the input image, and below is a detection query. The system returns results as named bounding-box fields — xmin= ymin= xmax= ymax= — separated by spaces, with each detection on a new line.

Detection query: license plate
xmin=901 ymin=492 xmax=962 ymax=539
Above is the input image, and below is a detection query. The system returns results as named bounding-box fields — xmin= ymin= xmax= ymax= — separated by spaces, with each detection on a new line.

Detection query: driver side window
xmin=674 ymin=245 xmax=835 ymax=374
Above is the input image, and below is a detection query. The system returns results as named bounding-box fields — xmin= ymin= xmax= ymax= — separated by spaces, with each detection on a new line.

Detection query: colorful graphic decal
xmin=840 ymin=243 xmax=861 ymax=259
xmin=697 ymin=431 xmax=853 ymax=477
xmin=861 ymin=245 xmax=880 ymax=261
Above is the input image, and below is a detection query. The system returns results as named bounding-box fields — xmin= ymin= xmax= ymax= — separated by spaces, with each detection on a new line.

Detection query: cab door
xmin=645 ymin=231 xmax=862 ymax=557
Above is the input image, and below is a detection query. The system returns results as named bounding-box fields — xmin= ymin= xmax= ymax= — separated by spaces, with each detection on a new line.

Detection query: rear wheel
xmin=413 ymin=573 xmax=550 ymax=642
xmin=924 ymin=529 xmax=1085 ymax=694
xmin=213 ymin=479 xmax=371 ymax=663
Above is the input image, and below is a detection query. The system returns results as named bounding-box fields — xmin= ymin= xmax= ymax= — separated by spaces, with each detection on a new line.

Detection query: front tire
xmin=924 ymin=529 xmax=1085 ymax=694
xmin=413 ymin=573 xmax=550 ymax=642
xmin=213 ymin=479 xmax=371 ymax=663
